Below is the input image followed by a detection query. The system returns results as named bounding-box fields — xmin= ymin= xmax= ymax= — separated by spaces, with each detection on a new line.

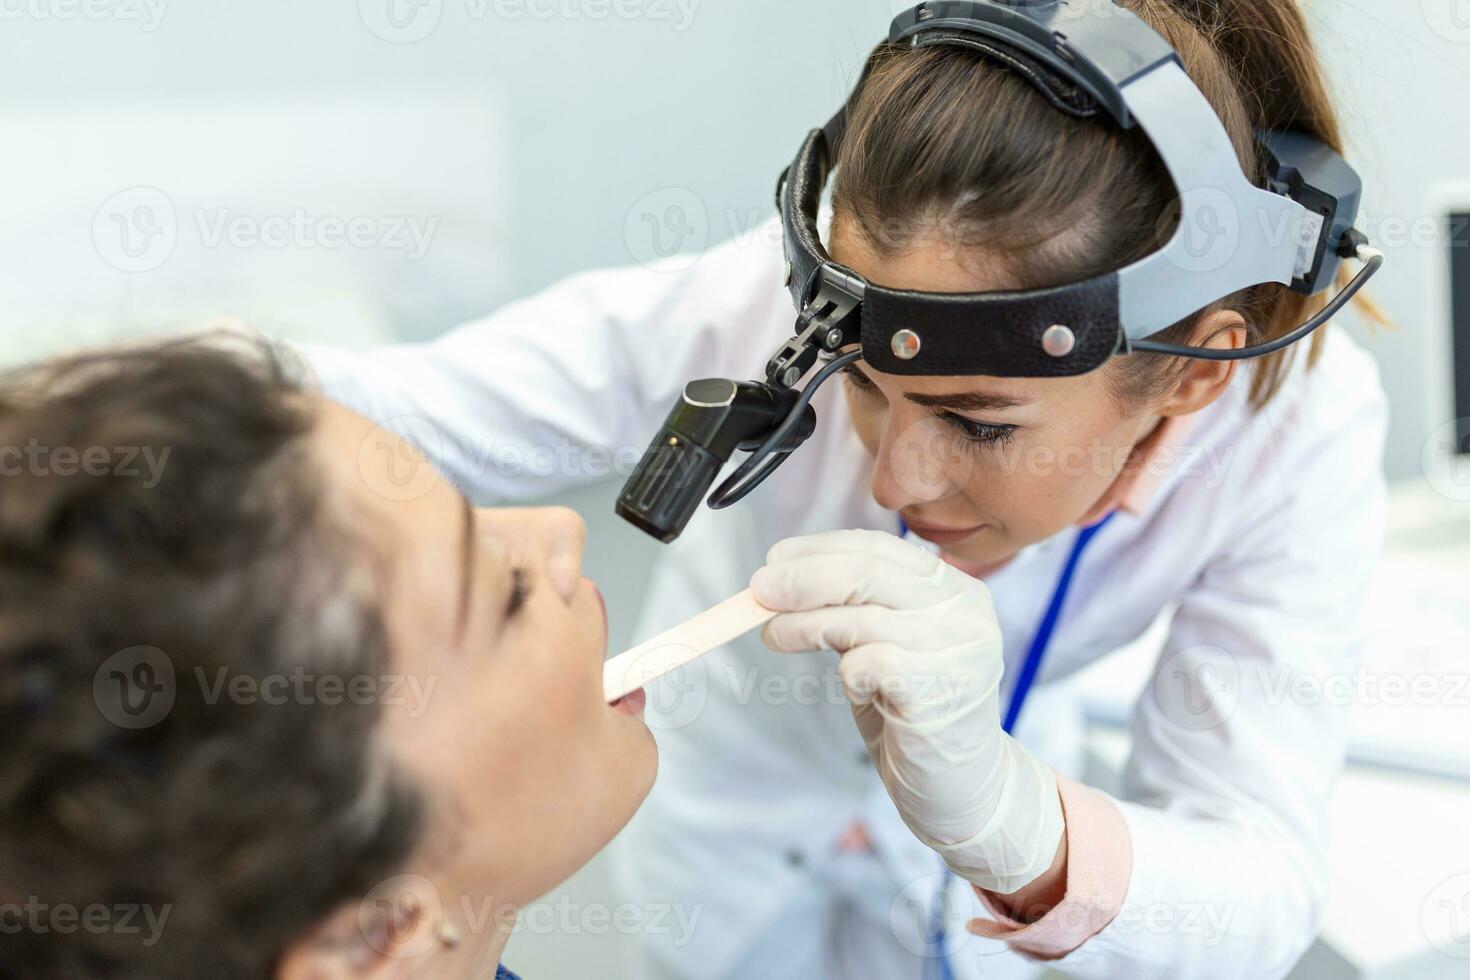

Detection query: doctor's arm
xmin=1030 ymin=386 xmax=1390 ymax=978
xmin=298 ymin=230 xmax=785 ymax=503
xmin=754 ymin=370 xmax=1388 ymax=977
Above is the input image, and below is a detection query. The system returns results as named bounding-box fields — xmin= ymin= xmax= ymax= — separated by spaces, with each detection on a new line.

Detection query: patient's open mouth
xmin=611 ymin=688 xmax=646 ymax=716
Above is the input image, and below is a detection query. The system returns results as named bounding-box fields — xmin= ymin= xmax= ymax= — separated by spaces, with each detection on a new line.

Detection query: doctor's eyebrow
xmin=843 ymin=362 xmax=1032 ymax=411
xmin=905 ymin=390 xmax=1033 ymax=412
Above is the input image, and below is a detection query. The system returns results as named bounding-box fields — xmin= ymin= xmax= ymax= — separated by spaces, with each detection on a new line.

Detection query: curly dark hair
xmin=0 ymin=336 xmax=424 ymax=978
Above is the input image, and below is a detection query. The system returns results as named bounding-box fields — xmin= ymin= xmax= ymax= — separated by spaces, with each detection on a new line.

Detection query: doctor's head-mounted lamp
xmin=616 ymin=0 xmax=1385 ymax=544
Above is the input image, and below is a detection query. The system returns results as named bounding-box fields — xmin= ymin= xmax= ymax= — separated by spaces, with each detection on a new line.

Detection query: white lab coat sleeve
xmin=298 ymin=228 xmax=787 ymax=502
xmin=1049 ymin=362 xmax=1389 ymax=979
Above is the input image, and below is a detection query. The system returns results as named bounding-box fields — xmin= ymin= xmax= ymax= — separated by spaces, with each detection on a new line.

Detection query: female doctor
xmin=305 ymin=1 xmax=1388 ymax=977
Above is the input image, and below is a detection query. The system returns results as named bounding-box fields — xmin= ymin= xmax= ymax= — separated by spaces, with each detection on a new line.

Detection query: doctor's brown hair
xmin=832 ymin=0 xmax=1379 ymax=410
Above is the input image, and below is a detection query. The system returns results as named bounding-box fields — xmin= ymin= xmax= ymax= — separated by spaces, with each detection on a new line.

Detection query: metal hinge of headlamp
xmin=764 ymin=265 xmax=866 ymax=388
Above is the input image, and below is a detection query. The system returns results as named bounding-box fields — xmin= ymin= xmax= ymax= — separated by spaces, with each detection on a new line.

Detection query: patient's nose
xmin=477 ymin=505 xmax=587 ymax=603
xmin=535 ymin=506 xmax=587 ymax=603
xmin=509 ymin=506 xmax=587 ymax=603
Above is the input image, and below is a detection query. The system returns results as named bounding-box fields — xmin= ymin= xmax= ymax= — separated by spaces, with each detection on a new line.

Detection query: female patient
xmin=0 ymin=336 xmax=655 ymax=979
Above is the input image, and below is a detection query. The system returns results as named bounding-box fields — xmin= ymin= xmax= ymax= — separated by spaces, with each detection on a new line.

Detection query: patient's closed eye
xmin=506 ymin=567 xmax=532 ymax=619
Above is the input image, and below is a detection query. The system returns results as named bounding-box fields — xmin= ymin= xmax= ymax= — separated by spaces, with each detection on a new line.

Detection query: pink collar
xmin=1075 ymin=414 xmax=1196 ymax=526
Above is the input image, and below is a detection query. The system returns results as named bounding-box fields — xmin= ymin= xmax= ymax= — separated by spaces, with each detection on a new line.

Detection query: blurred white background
xmin=2 ymin=1 xmax=1468 ymax=977
xmin=1 ymin=1 xmax=1467 ymax=474
xmin=2 ymin=0 xmax=1467 ymax=633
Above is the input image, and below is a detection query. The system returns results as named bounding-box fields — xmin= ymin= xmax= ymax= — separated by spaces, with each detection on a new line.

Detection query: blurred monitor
xmin=1451 ymin=206 xmax=1470 ymax=458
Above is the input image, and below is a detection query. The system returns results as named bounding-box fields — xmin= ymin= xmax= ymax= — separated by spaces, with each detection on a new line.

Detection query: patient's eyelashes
xmin=506 ymin=567 xmax=532 ymax=619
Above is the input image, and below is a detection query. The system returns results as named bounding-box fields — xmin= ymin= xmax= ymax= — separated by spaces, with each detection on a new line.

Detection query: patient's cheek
xmin=503 ymin=654 xmax=589 ymax=734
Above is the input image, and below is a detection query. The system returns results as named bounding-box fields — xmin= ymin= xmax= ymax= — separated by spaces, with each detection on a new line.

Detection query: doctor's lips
xmin=903 ymin=518 xmax=988 ymax=546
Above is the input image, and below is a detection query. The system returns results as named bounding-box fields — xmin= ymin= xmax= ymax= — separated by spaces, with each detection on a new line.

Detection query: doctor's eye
xmin=941 ymin=413 xmax=1018 ymax=450
xmin=841 ymin=364 xmax=881 ymax=395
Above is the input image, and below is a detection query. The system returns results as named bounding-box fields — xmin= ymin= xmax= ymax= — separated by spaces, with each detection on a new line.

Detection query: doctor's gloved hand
xmin=751 ymin=529 xmax=1064 ymax=895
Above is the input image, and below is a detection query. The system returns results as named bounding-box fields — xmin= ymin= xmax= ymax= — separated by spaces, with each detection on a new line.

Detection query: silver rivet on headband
xmin=1041 ymin=324 xmax=1076 ymax=358
xmin=891 ymin=329 xmax=921 ymax=360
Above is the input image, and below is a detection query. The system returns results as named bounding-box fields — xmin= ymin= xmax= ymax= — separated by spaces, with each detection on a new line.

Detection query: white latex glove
xmin=750 ymin=529 xmax=1063 ymax=894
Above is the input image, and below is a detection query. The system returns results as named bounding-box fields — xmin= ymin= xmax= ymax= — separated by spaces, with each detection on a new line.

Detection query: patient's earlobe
xmin=275 ymin=902 xmax=392 ymax=980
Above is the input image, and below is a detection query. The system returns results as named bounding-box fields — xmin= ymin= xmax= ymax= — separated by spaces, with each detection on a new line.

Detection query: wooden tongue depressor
xmin=604 ymin=588 xmax=777 ymax=703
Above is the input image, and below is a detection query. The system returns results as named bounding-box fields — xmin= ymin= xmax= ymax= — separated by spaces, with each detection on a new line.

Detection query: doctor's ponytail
xmin=831 ymin=0 xmax=1381 ymax=410
xmin=1166 ymin=0 xmax=1389 ymax=402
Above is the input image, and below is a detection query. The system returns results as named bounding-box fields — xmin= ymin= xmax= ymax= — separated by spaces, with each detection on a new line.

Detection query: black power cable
xmin=707 ymin=350 xmax=864 ymax=509
xmin=1128 ymin=241 xmax=1384 ymax=361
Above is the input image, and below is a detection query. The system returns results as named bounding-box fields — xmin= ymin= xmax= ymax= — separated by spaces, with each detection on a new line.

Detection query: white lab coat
xmin=304 ymin=220 xmax=1388 ymax=980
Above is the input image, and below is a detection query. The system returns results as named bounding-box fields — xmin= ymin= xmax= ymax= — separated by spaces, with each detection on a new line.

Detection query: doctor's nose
xmin=478 ymin=505 xmax=587 ymax=604
xmin=870 ymin=416 xmax=974 ymax=512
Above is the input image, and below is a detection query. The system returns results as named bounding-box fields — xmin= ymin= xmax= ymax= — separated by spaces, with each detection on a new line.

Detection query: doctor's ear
xmin=1151 ymin=308 xmax=1247 ymax=419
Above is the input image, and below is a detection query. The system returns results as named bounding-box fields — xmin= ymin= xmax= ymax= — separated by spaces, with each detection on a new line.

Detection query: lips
xmin=592 ymin=582 xmax=640 ymax=714
xmin=611 ymin=687 xmax=646 ymax=716
xmin=903 ymin=519 xmax=987 ymax=546
xmin=588 ymin=581 xmax=639 ymax=713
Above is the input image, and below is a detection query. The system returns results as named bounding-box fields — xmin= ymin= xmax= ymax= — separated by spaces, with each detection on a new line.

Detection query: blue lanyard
xmin=901 ymin=512 xmax=1116 ymax=980
xmin=1002 ymin=511 xmax=1116 ymax=734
